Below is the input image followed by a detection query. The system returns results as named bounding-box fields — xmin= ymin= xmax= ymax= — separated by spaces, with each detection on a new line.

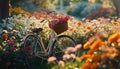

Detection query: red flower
xmin=10 ymin=47 xmax=15 ymax=52
xmin=8 ymin=39 xmax=14 ymax=46
xmin=3 ymin=51 xmax=9 ymax=55
xmin=6 ymin=62 xmax=11 ymax=66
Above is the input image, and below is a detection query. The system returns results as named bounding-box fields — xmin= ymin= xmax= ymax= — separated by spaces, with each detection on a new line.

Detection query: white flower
xmin=2 ymin=30 xmax=8 ymax=33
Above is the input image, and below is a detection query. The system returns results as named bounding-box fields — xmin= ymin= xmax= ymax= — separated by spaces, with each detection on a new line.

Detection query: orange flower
xmin=90 ymin=63 xmax=99 ymax=69
xmin=77 ymin=21 xmax=82 ymax=26
xmin=83 ymin=41 xmax=91 ymax=49
xmin=110 ymin=53 xmax=117 ymax=59
xmin=90 ymin=38 xmax=103 ymax=50
xmin=112 ymin=22 xmax=119 ymax=25
xmin=80 ymin=54 xmax=91 ymax=59
xmin=80 ymin=62 xmax=91 ymax=69
xmin=86 ymin=25 xmax=92 ymax=30
xmin=87 ymin=49 xmax=94 ymax=55
xmin=108 ymin=33 xmax=120 ymax=43
xmin=2 ymin=33 xmax=8 ymax=40
xmin=91 ymin=54 xmax=101 ymax=62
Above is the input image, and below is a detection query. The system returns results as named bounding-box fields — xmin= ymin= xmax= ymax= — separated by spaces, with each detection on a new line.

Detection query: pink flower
xmin=11 ymin=36 xmax=16 ymax=39
xmin=65 ymin=47 xmax=76 ymax=54
xmin=12 ymin=30 xmax=18 ymax=33
xmin=20 ymin=39 xmax=25 ymax=42
xmin=10 ymin=47 xmax=15 ymax=52
xmin=70 ymin=54 xmax=76 ymax=59
xmin=58 ymin=61 xmax=65 ymax=67
xmin=63 ymin=54 xmax=71 ymax=60
xmin=8 ymin=27 xmax=13 ymax=31
xmin=47 ymin=56 xmax=56 ymax=64
xmin=75 ymin=44 xmax=82 ymax=51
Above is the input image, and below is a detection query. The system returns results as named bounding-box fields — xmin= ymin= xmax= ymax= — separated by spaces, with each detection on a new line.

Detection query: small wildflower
xmin=2 ymin=30 xmax=8 ymax=33
xmin=83 ymin=41 xmax=91 ymax=49
xmin=70 ymin=54 xmax=76 ymax=59
xmin=75 ymin=44 xmax=82 ymax=51
xmin=86 ymin=25 xmax=92 ymax=30
xmin=8 ymin=27 xmax=13 ymax=30
xmin=8 ymin=39 xmax=14 ymax=46
xmin=108 ymin=33 xmax=120 ymax=43
xmin=47 ymin=56 xmax=56 ymax=64
xmin=11 ymin=36 xmax=16 ymax=39
xmin=58 ymin=60 xmax=65 ymax=67
xmin=77 ymin=21 xmax=82 ymax=26
xmin=63 ymin=54 xmax=71 ymax=60
xmin=65 ymin=47 xmax=76 ymax=54
xmin=13 ymin=30 xmax=18 ymax=33
xmin=90 ymin=38 xmax=103 ymax=50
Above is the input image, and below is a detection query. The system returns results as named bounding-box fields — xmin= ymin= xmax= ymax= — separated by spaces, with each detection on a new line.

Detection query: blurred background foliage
xmin=10 ymin=0 xmax=116 ymax=20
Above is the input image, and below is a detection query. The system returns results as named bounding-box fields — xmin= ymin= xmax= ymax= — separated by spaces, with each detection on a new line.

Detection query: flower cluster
xmin=9 ymin=7 xmax=32 ymax=17
xmin=0 ymin=28 xmax=28 ymax=68
xmin=87 ymin=8 xmax=115 ymax=19
xmin=48 ymin=15 xmax=70 ymax=29
xmin=79 ymin=32 xmax=120 ymax=69
xmin=33 ymin=11 xmax=56 ymax=19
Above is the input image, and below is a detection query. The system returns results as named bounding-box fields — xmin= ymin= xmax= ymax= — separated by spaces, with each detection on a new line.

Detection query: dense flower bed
xmin=0 ymin=7 xmax=120 ymax=69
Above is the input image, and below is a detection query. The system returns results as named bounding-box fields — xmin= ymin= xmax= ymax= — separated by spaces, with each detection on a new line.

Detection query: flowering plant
xmin=48 ymin=15 xmax=70 ymax=34
xmin=48 ymin=15 xmax=70 ymax=29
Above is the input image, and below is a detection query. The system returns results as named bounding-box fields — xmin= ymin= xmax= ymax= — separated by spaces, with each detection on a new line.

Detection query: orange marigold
xmin=80 ymin=62 xmax=91 ymax=69
xmin=80 ymin=54 xmax=91 ymax=59
xmin=91 ymin=54 xmax=101 ymax=62
xmin=90 ymin=38 xmax=103 ymax=50
xmin=112 ymin=22 xmax=119 ymax=25
xmin=83 ymin=41 xmax=91 ymax=49
xmin=77 ymin=21 xmax=82 ymax=26
xmin=108 ymin=33 xmax=120 ymax=43
xmin=2 ymin=33 xmax=8 ymax=40
xmin=86 ymin=25 xmax=92 ymax=30
xmin=90 ymin=63 xmax=99 ymax=69
xmin=87 ymin=49 xmax=95 ymax=55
